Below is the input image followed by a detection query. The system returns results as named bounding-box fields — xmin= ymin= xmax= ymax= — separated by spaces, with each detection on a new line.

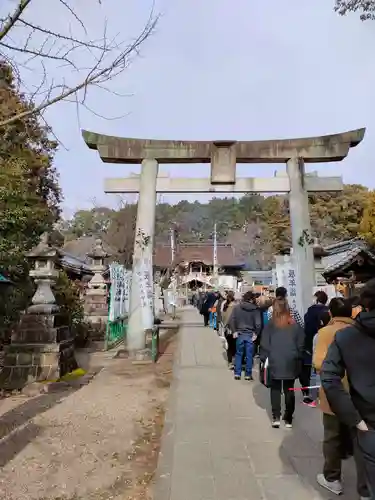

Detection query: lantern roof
xmin=87 ymin=238 xmax=111 ymax=259
xmin=26 ymin=232 xmax=59 ymax=260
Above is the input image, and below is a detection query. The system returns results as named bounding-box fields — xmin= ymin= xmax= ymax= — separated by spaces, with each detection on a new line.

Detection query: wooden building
xmin=154 ymin=242 xmax=244 ymax=289
xmin=322 ymin=238 xmax=375 ymax=296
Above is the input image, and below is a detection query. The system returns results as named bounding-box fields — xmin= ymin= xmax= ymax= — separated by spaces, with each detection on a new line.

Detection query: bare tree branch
xmin=0 ymin=0 xmax=32 ymax=41
xmin=0 ymin=0 xmax=159 ymax=126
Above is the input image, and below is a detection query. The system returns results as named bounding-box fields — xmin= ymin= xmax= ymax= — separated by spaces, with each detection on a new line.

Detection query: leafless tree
xmin=335 ymin=0 xmax=375 ymax=20
xmin=0 ymin=0 xmax=158 ymax=127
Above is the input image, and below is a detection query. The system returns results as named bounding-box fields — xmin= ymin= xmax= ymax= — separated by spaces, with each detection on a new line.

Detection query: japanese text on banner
xmin=287 ymin=268 xmax=298 ymax=312
xmin=137 ymin=257 xmax=154 ymax=330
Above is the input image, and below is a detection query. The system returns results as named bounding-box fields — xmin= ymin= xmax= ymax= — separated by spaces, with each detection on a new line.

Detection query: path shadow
xmin=251 ymin=374 xmax=273 ymax=420
xmin=0 ymin=422 xmax=41 ymax=467
xmin=278 ymin=402 xmax=358 ymax=499
xmin=158 ymin=328 xmax=178 ymax=357
xmin=0 ymin=387 xmax=76 ymax=467
xmin=251 ymin=374 xmax=359 ymax=498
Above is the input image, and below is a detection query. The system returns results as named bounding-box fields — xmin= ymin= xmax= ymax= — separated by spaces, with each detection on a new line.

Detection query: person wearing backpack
xmin=321 ymin=279 xmax=375 ymax=500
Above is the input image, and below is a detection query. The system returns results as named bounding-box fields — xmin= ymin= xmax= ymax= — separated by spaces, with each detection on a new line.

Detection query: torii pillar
xmin=82 ymin=128 xmax=365 ymax=354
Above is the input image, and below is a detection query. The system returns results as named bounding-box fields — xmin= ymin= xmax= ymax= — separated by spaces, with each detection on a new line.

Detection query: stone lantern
xmin=0 ymin=233 xmax=63 ymax=390
xmin=26 ymin=232 xmax=59 ymax=312
xmin=84 ymin=239 xmax=111 ymax=324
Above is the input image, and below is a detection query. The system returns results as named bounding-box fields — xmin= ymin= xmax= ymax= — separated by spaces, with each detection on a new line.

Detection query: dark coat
xmin=321 ymin=311 xmax=375 ymax=429
xmin=229 ymin=301 xmax=262 ymax=336
xmin=200 ymin=292 xmax=217 ymax=314
xmin=304 ymin=303 xmax=329 ymax=355
xmin=260 ymin=321 xmax=305 ymax=380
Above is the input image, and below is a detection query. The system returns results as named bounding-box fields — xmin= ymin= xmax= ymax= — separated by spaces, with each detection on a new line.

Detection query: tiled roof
xmin=322 ymin=239 xmax=375 ymax=276
xmin=59 ymin=251 xmax=93 ymax=275
xmin=62 ymin=236 xmax=115 ymax=263
xmin=154 ymin=243 xmax=243 ymax=268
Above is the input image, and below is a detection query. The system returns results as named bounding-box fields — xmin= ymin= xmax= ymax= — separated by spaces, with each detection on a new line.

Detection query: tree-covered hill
xmin=62 ymin=183 xmax=371 ymax=270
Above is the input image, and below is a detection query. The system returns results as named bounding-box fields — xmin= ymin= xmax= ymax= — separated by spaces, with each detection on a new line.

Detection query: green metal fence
xmin=151 ymin=326 xmax=160 ymax=362
xmin=105 ymin=317 xmax=127 ymax=350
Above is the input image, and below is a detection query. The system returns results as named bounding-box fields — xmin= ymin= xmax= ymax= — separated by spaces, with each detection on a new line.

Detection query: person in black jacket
xmin=260 ymin=297 xmax=305 ymax=428
xmin=200 ymin=289 xmax=218 ymax=327
xmin=229 ymin=290 xmax=261 ymax=381
xmin=302 ymin=290 xmax=329 ymax=405
xmin=321 ymin=279 xmax=375 ymax=500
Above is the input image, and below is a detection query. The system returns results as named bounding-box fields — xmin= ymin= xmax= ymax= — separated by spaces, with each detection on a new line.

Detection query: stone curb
xmin=152 ymin=323 xmax=182 ymax=500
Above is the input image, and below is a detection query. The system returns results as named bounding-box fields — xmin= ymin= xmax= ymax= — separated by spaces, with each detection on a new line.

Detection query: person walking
xmin=222 ymin=290 xmax=236 ymax=369
xmin=214 ymin=289 xmax=225 ymax=334
xmin=229 ymin=290 xmax=261 ymax=381
xmin=200 ymin=289 xmax=217 ymax=327
xmin=321 ymin=280 xmax=375 ymax=500
xmin=302 ymin=290 xmax=329 ymax=406
xmin=260 ymin=297 xmax=305 ymax=428
xmin=313 ymin=298 xmax=355 ymax=496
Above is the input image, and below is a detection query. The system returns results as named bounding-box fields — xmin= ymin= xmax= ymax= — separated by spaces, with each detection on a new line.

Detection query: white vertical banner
xmin=118 ymin=265 xmax=125 ymax=318
xmin=109 ymin=263 xmax=125 ymax=321
xmin=137 ymin=256 xmax=154 ymax=330
xmin=123 ymin=271 xmax=131 ymax=314
xmin=288 ymin=254 xmax=304 ymax=318
xmin=275 ymin=255 xmax=289 ymax=290
xmin=109 ymin=263 xmax=116 ymax=321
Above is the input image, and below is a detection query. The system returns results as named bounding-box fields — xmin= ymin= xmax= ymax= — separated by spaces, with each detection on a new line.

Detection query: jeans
xmin=310 ymin=369 xmax=320 ymax=401
xmin=270 ymin=379 xmax=295 ymax=423
xmin=234 ymin=333 xmax=253 ymax=377
xmin=209 ymin=312 xmax=216 ymax=329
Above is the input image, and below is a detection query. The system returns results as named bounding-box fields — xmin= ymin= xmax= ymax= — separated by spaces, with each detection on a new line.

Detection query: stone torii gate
xmin=82 ymin=128 xmax=365 ymax=356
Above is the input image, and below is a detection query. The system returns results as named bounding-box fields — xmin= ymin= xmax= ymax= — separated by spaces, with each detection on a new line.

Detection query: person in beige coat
xmin=313 ymin=297 xmax=354 ymax=496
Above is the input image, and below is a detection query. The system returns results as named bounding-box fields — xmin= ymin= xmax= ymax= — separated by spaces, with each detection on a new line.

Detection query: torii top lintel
xmin=81 ymin=128 xmax=365 ymax=165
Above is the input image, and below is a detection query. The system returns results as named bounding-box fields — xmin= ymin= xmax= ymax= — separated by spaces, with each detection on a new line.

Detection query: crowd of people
xmin=192 ymin=281 xmax=375 ymax=499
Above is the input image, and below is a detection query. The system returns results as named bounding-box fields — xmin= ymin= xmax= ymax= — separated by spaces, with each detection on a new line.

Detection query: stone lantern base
xmin=0 ymin=343 xmax=60 ymax=390
xmin=0 ymin=310 xmax=77 ymax=390
xmin=84 ymin=291 xmax=109 ymax=325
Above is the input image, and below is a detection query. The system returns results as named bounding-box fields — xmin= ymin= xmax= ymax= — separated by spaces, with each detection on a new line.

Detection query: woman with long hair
xmin=260 ymin=298 xmax=305 ymax=428
xmin=222 ymin=290 xmax=237 ymax=369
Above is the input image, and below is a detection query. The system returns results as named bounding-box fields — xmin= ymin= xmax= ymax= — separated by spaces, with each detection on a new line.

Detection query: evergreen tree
xmin=360 ymin=190 xmax=375 ymax=245
xmin=0 ymin=61 xmax=61 ymax=332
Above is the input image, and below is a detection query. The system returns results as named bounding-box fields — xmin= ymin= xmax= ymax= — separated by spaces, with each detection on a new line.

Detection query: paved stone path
xmin=153 ymin=308 xmax=358 ymax=500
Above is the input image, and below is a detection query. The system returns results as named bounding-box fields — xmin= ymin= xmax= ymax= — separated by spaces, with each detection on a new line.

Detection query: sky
xmin=6 ymin=0 xmax=375 ymax=217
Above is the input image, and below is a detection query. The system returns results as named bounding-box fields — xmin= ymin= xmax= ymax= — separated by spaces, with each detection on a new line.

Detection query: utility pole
xmin=170 ymin=227 xmax=175 ymax=263
xmin=213 ymin=223 xmax=218 ymax=285
xmin=170 ymin=228 xmax=177 ymax=318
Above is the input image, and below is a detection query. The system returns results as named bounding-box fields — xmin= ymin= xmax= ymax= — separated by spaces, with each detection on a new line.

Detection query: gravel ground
xmin=0 ymin=336 xmax=176 ymax=500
